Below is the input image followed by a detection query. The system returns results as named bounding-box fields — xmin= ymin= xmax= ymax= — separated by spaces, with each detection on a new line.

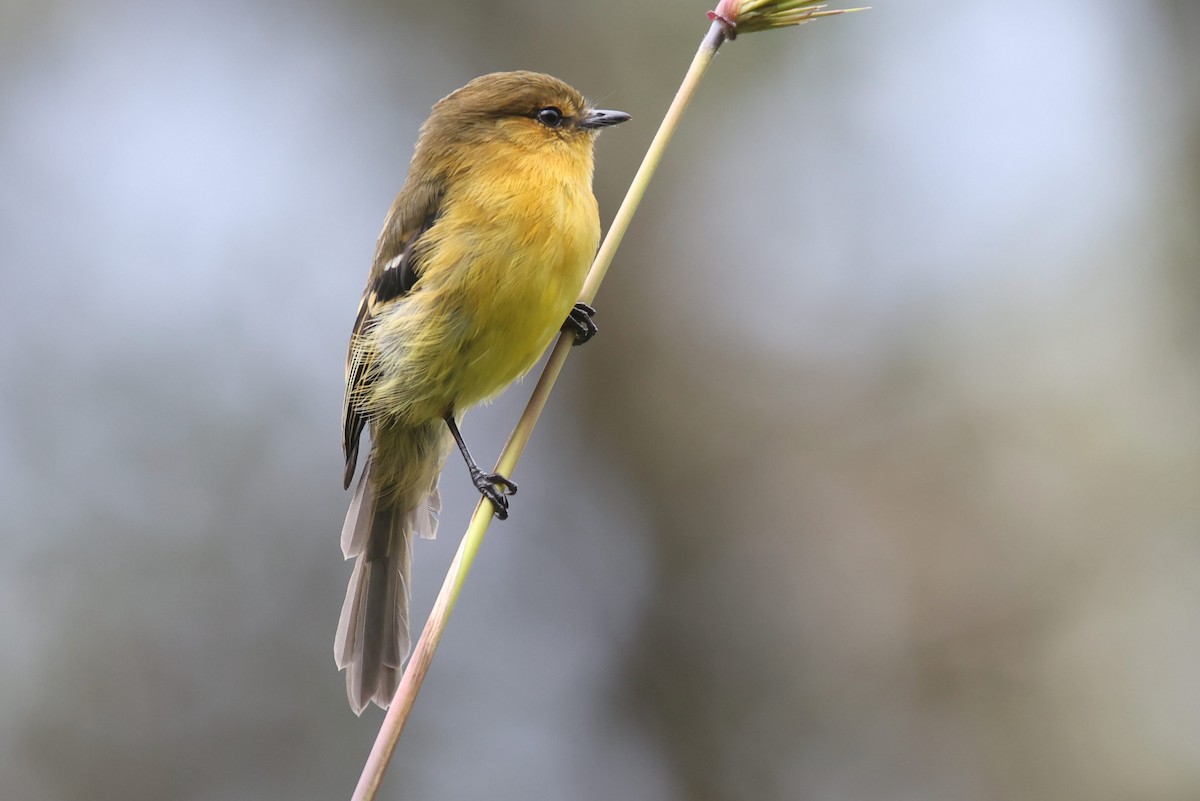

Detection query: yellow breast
xmin=369 ymin=141 xmax=600 ymax=423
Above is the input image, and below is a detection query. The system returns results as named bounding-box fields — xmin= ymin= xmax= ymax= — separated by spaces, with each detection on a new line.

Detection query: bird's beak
xmin=580 ymin=108 xmax=631 ymax=129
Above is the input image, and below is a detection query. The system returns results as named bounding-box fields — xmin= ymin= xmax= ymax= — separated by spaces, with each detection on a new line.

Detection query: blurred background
xmin=3 ymin=0 xmax=1199 ymax=799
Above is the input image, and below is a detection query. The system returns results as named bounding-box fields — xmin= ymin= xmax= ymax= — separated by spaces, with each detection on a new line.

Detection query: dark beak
xmin=580 ymin=108 xmax=631 ymax=129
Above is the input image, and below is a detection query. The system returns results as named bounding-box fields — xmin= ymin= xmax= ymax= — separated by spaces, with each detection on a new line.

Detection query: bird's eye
xmin=536 ymin=107 xmax=564 ymax=128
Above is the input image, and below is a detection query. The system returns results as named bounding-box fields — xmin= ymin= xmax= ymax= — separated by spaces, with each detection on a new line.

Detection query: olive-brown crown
xmin=417 ymin=71 xmax=596 ymax=152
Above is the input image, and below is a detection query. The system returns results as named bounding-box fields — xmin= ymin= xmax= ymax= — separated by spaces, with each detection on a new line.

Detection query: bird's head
xmin=418 ymin=71 xmax=630 ymax=161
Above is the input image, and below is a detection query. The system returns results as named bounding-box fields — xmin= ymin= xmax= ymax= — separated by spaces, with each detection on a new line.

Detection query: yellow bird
xmin=336 ymin=71 xmax=629 ymax=714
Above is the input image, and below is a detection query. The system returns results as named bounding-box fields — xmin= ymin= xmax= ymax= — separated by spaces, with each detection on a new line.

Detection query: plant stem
xmin=350 ymin=21 xmax=728 ymax=801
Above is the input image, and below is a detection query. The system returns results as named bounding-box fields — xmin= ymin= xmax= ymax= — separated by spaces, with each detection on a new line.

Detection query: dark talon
xmin=470 ymin=468 xmax=517 ymax=519
xmin=446 ymin=411 xmax=519 ymax=519
xmin=562 ymin=302 xmax=597 ymax=346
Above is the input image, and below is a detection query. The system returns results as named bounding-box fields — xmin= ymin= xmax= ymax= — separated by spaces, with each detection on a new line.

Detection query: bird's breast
xmin=393 ymin=156 xmax=600 ymax=413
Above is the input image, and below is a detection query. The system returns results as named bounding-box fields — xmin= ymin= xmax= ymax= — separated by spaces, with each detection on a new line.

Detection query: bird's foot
xmin=471 ymin=468 xmax=518 ymax=520
xmin=561 ymin=302 xmax=597 ymax=346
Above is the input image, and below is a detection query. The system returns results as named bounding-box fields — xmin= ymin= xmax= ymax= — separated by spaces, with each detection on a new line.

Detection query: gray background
xmin=3 ymin=0 xmax=1200 ymax=799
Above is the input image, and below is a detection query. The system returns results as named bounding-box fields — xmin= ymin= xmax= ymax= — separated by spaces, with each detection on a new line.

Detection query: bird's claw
xmin=562 ymin=302 xmax=597 ymax=346
xmin=471 ymin=468 xmax=518 ymax=520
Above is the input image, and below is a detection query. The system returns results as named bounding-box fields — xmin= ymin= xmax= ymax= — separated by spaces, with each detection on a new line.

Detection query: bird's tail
xmin=335 ymin=433 xmax=443 ymax=715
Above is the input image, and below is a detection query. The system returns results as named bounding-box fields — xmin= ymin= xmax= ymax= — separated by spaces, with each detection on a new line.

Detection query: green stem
xmin=350 ymin=21 xmax=728 ymax=801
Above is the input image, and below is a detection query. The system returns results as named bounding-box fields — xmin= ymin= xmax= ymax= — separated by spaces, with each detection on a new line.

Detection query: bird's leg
xmin=444 ymin=412 xmax=517 ymax=520
xmin=561 ymin=302 xmax=597 ymax=346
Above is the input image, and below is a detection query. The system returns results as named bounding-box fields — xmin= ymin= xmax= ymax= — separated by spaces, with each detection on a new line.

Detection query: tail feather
xmin=335 ymin=457 xmax=439 ymax=715
xmin=354 ymin=544 xmax=397 ymax=709
xmin=378 ymin=505 xmax=407 ymax=671
xmin=340 ymin=464 xmax=375 ymax=559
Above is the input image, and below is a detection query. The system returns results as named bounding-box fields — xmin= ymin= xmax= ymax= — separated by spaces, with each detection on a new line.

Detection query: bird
xmin=335 ymin=71 xmax=629 ymax=714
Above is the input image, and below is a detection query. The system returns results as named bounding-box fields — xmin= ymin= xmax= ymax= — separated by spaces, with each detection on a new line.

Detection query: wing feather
xmin=342 ymin=180 xmax=444 ymax=488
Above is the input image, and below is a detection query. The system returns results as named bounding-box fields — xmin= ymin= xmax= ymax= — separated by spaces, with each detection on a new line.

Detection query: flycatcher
xmin=336 ymin=71 xmax=629 ymax=713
